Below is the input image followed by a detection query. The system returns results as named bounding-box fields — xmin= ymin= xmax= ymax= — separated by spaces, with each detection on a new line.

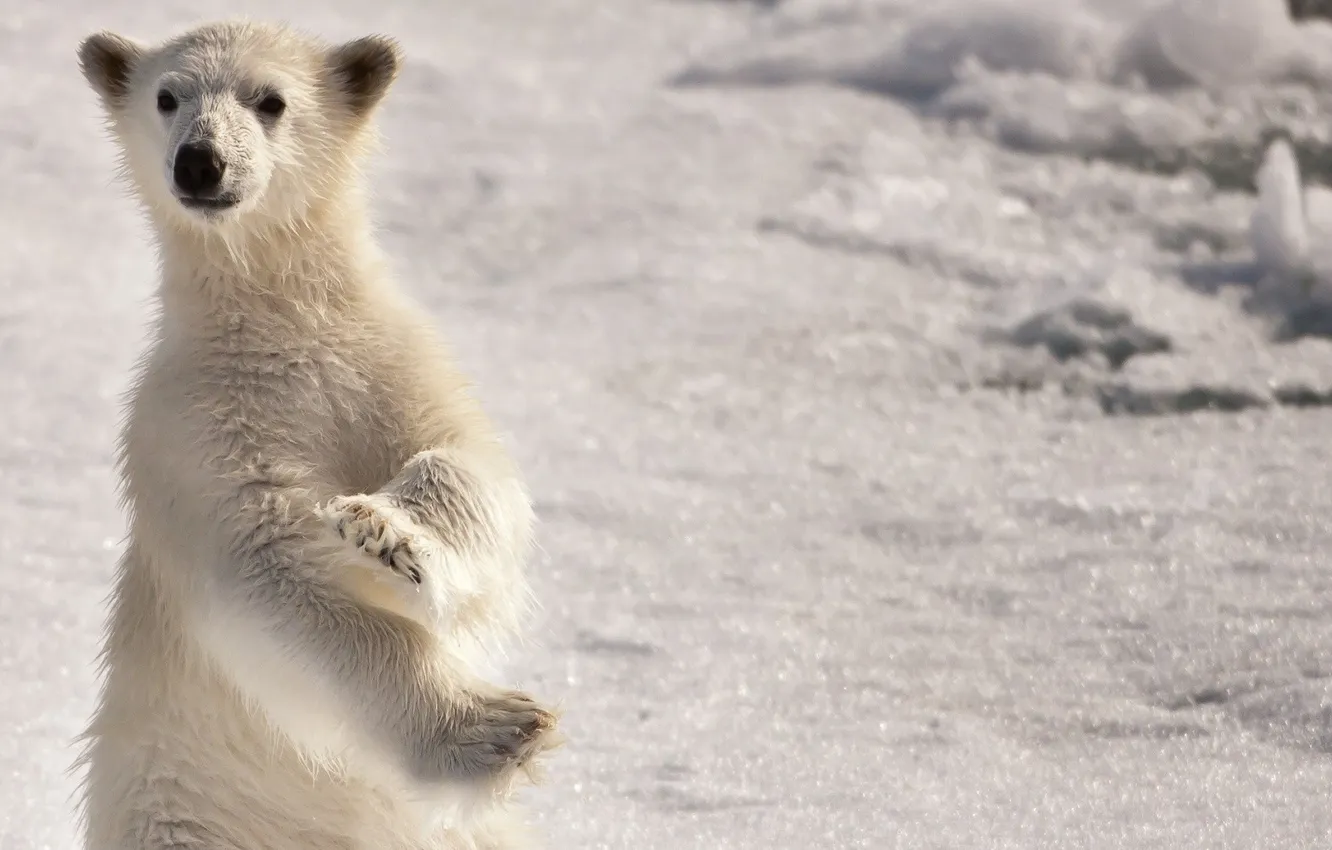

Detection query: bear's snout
xmin=173 ymin=141 xmax=226 ymax=197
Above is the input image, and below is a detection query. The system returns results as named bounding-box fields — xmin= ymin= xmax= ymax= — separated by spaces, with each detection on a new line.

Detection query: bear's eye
xmin=156 ymin=89 xmax=178 ymax=113
xmin=256 ymin=93 xmax=286 ymax=118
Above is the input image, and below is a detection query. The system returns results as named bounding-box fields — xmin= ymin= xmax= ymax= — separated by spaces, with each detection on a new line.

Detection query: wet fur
xmin=74 ymin=20 xmax=561 ymax=850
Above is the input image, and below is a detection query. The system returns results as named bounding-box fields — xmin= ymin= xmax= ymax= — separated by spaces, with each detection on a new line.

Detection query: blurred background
xmin=10 ymin=0 xmax=1332 ymax=847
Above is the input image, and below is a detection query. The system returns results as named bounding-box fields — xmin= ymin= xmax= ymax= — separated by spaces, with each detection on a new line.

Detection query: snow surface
xmin=11 ymin=0 xmax=1332 ymax=847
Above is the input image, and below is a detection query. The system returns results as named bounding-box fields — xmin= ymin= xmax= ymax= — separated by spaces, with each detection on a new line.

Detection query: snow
xmin=10 ymin=0 xmax=1332 ymax=847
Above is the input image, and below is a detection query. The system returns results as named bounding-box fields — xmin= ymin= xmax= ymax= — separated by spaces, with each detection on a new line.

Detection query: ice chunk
xmin=1250 ymin=137 xmax=1310 ymax=279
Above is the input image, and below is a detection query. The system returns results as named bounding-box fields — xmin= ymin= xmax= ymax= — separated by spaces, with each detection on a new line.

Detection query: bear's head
xmin=77 ymin=21 xmax=400 ymax=235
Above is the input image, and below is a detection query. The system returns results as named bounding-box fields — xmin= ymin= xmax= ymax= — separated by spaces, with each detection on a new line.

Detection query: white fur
xmin=74 ymin=20 xmax=560 ymax=850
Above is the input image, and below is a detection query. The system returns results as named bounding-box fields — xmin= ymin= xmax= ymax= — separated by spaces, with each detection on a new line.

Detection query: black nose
xmin=173 ymin=142 xmax=225 ymax=196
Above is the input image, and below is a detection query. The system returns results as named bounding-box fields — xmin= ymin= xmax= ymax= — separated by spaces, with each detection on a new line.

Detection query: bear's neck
xmin=155 ymin=201 xmax=385 ymax=328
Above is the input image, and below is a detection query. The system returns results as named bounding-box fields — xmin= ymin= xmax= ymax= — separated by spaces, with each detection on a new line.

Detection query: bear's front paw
xmin=319 ymin=493 xmax=423 ymax=585
xmin=415 ymin=687 xmax=564 ymax=796
xmin=471 ymin=687 xmax=563 ymax=783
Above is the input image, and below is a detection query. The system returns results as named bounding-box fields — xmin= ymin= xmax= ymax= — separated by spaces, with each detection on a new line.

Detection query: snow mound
xmin=674 ymin=0 xmax=1332 ymax=185
xmin=760 ymin=118 xmax=1332 ymax=416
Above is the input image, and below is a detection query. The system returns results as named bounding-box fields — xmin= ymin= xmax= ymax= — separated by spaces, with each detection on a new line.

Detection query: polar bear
xmin=74 ymin=20 xmax=562 ymax=850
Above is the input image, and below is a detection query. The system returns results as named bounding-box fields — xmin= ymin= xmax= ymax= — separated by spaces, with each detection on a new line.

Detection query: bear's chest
xmin=167 ymin=328 xmax=411 ymax=489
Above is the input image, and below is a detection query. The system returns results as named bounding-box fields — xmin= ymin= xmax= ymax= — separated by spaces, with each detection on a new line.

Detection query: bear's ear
xmin=327 ymin=35 xmax=401 ymax=118
xmin=78 ymin=32 xmax=145 ymax=108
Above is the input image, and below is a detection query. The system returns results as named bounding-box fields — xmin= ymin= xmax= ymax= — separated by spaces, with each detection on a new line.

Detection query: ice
xmin=1110 ymin=0 xmax=1296 ymax=88
xmin=678 ymin=0 xmax=1332 ymax=189
xmin=11 ymin=1 xmax=1332 ymax=848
